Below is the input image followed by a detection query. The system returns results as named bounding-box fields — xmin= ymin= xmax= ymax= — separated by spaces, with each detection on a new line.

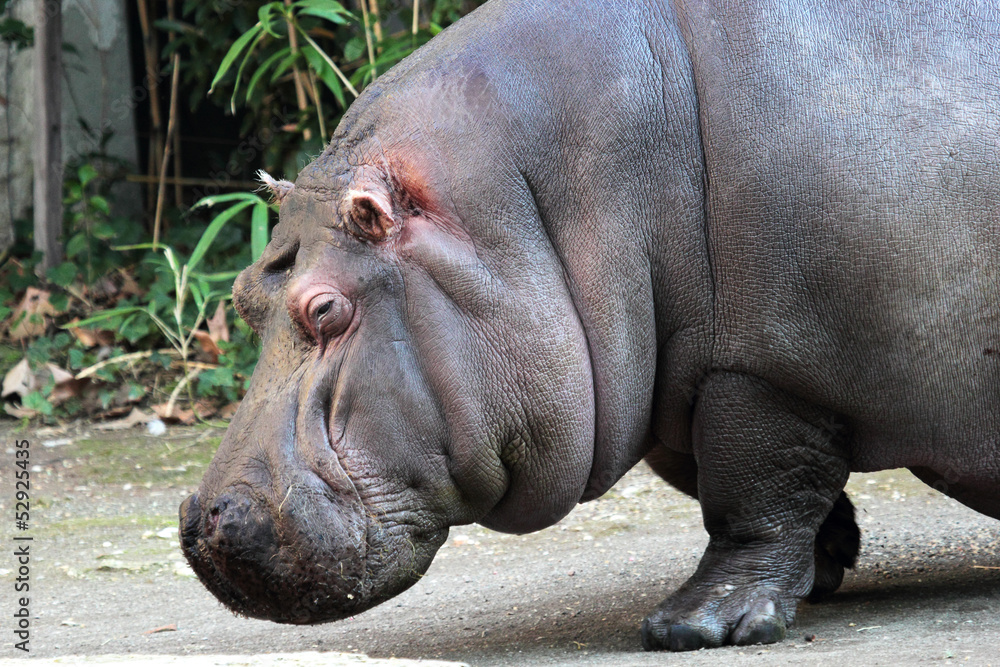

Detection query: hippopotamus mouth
xmin=178 ymin=392 xmax=450 ymax=624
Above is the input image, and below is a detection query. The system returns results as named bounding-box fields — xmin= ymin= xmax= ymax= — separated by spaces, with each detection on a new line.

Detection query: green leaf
xmin=247 ymin=46 xmax=291 ymax=101
xmin=295 ymin=0 xmax=354 ymax=26
xmin=209 ymin=22 xmax=264 ymax=94
xmin=230 ymin=30 xmax=268 ymax=113
xmin=89 ymin=195 xmax=110 ymax=215
xmin=65 ymin=233 xmax=88 ymax=259
xmin=193 ymin=191 xmax=264 ymax=209
xmin=23 ymin=391 xmax=54 ymax=416
xmin=68 ymin=347 xmax=86 ymax=370
xmin=78 ymin=163 xmax=98 ymax=186
xmin=343 ymin=35 xmax=365 ymax=62
xmin=251 ymin=201 xmax=270 ymax=261
xmin=49 ymin=292 xmax=68 ymax=312
xmin=112 ymin=242 xmax=162 ymax=252
xmin=302 ymin=44 xmax=345 ymax=108
xmin=270 ymin=50 xmax=299 ymax=85
xmin=190 ymin=270 xmax=241 ymax=283
xmin=150 ymin=350 xmax=173 ymax=369
xmin=298 ymin=3 xmax=357 ymax=25
xmin=296 ymin=27 xmax=358 ymax=98
xmin=190 ymin=280 xmax=205 ymax=310
xmin=153 ymin=18 xmax=193 ymax=34
xmin=45 ymin=261 xmax=77 ymax=287
xmin=67 ymin=306 xmax=146 ymax=329
xmin=120 ymin=313 xmax=152 ymax=344
xmin=92 ymin=222 xmax=116 ymax=240
xmin=258 ymin=2 xmax=284 ymax=37
xmin=188 ymin=200 xmax=256 ymax=273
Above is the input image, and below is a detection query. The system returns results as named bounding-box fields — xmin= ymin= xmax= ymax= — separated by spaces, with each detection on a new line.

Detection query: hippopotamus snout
xmin=180 ymin=488 xmax=304 ymax=621
xmin=178 ymin=467 xmax=430 ymax=626
xmin=181 ymin=491 xmax=264 ymax=551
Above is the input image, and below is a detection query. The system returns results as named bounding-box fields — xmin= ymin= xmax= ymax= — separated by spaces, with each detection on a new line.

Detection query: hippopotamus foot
xmin=640 ymin=543 xmax=798 ymax=650
xmin=642 ymin=372 xmax=852 ymax=651
xmin=808 ymin=491 xmax=860 ymax=601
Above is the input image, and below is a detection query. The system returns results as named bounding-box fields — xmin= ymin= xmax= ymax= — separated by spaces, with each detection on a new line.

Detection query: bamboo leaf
xmin=190 ymin=270 xmax=243 ymax=283
xmin=258 ymin=2 xmax=284 ymax=37
xmin=64 ymin=307 xmax=146 ymax=329
xmin=188 ymin=200 xmax=256 ymax=273
xmin=209 ymin=22 xmax=264 ymax=94
xmin=193 ymin=192 xmax=262 ymax=209
xmin=297 ymin=27 xmax=358 ymax=97
xmin=190 ymin=280 xmax=205 ymax=311
xmin=247 ymin=46 xmax=291 ymax=100
xmin=301 ymin=44 xmax=345 ymax=108
xmin=112 ymin=242 xmax=162 ymax=252
xmin=294 ymin=0 xmax=354 ymax=25
xmin=230 ymin=30 xmax=267 ymax=113
xmin=251 ymin=201 xmax=270 ymax=261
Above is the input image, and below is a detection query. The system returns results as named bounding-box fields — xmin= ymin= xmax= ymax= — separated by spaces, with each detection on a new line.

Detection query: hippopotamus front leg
xmin=642 ymin=371 xmax=852 ymax=650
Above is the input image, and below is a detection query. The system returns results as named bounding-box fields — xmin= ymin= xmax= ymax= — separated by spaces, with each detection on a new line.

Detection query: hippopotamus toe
xmin=641 ymin=585 xmax=791 ymax=651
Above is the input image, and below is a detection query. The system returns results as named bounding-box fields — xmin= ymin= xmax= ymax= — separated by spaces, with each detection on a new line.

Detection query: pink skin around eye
xmin=289 ymin=283 xmax=354 ymax=349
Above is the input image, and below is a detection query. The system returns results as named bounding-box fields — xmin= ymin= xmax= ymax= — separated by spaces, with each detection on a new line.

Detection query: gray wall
xmin=1 ymin=0 xmax=140 ymax=255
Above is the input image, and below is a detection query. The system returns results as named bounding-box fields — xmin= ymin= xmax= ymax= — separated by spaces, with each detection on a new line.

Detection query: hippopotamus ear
xmin=342 ymin=187 xmax=397 ymax=243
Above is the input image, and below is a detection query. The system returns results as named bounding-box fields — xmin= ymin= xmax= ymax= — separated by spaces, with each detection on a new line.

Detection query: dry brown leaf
xmin=94 ymin=404 xmax=133 ymax=420
xmin=46 ymin=363 xmax=74 ymax=384
xmin=172 ymin=409 xmax=196 ymax=425
xmin=94 ymin=408 xmax=155 ymax=431
xmin=192 ymin=329 xmax=221 ymax=363
xmin=151 ymin=403 xmax=197 ymax=425
xmin=85 ymin=276 xmax=119 ymax=301
xmin=143 ymin=623 xmax=178 ymax=634
xmin=49 ymin=377 xmax=90 ymax=404
xmin=192 ymin=400 xmax=217 ymax=419
xmin=207 ymin=300 xmax=230 ymax=344
xmin=3 ymin=402 xmax=37 ymax=419
xmin=119 ymin=271 xmax=141 ymax=297
xmin=219 ymin=401 xmax=240 ymax=419
xmin=2 ymin=358 xmax=33 ymax=398
xmin=7 ymin=287 xmax=59 ymax=340
xmin=2 ymin=359 xmax=83 ymax=405
xmin=68 ymin=318 xmax=116 ymax=347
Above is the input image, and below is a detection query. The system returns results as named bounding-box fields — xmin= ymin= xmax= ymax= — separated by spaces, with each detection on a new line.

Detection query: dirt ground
xmin=1 ymin=421 xmax=998 ymax=666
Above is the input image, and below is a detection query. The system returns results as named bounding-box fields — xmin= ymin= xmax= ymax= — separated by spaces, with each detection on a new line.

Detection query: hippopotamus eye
xmin=306 ymin=291 xmax=353 ymax=346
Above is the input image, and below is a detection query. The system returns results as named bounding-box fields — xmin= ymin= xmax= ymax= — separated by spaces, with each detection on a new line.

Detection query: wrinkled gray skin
xmin=180 ymin=0 xmax=1000 ymax=652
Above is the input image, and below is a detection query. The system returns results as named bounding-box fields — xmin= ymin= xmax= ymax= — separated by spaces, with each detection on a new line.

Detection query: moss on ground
xmin=64 ymin=432 xmax=220 ymax=487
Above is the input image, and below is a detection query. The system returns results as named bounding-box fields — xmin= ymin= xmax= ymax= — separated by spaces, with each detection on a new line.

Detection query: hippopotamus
xmin=179 ymin=0 xmax=1000 ymax=652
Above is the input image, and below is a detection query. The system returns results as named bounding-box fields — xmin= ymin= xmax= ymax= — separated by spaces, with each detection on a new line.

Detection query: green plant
xmin=161 ymin=0 xmax=483 ymax=179
xmin=197 ymin=317 xmax=260 ymax=402
xmin=61 ymin=145 xmax=142 ymax=287
xmin=69 ymin=192 xmax=274 ymax=409
xmin=0 ymin=0 xmax=33 ymax=50
xmin=210 ymin=0 xmax=359 ymax=142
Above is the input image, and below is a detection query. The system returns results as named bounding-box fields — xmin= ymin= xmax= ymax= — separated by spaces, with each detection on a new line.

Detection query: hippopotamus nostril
xmin=205 ymin=497 xmax=227 ymax=538
xmin=204 ymin=494 xmax=255 ymax=546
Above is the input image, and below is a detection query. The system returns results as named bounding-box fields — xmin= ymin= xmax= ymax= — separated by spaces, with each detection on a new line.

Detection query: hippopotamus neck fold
xmin=445 ymin=0 xmax=716 ymax=504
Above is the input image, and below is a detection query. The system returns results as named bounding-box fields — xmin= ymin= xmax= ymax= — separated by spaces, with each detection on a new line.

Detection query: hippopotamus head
xmin=179 ymin=52 xmax=599 ymax=624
